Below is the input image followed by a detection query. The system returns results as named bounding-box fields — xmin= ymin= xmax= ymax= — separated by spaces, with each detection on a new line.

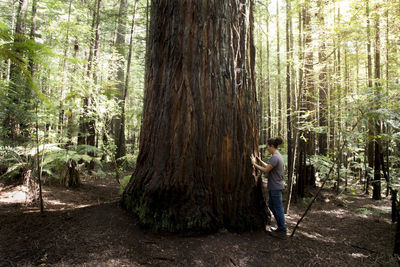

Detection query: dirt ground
xmin=0 ymin=176 xmax=396 ymax=266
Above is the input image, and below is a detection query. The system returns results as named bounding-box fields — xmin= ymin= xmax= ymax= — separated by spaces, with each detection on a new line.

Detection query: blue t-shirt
xmin=267 ymin=152 xmax=285 ymax=190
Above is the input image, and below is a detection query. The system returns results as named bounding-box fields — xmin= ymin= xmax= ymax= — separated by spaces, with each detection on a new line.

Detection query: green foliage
xmin=41 ymin=144 xmax=101 ymax=180
xmin=0 ymin=146 xmax=30 ymax=181
xmin=117 ymin=153 xmax=138 ymax=170
xmin=0 ymin=143 xmax=102 ymax=184
xmin=119 ymin=175 xmax=131 ymax=194
xmin=310 ymin=155 xmax=333 ymax=178
xmin=302 ymin=197 xmax=313 ymax=208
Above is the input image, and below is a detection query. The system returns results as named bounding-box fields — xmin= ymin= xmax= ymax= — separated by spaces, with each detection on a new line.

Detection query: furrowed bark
xmin=122 ymin=0 xmax=269 ymax=233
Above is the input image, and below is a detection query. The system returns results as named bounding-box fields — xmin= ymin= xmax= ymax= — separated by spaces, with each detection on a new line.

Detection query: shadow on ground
xmin=0 ymin=178 xmax=395 ymax=266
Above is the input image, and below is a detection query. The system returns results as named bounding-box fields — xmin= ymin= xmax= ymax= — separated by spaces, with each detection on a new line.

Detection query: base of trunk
xmin=122 ymin=178 xmax=269 ymax=233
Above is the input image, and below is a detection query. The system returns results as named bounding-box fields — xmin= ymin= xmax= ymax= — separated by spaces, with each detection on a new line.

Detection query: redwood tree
xmin=122 ymin=0 xmax=269 ymax=233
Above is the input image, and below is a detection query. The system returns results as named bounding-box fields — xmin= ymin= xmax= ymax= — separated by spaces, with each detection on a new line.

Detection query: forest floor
xmin=0 ymin=175 xmax=396 ymax=266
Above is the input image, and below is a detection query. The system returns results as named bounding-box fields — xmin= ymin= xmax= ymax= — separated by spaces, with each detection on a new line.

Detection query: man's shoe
xmin=269 ymin=229 xmax=287 ymax=239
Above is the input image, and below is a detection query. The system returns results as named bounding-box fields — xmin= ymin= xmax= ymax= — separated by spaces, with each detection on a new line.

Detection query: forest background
xmin=0 ymin=0 xmax=399 ymax=221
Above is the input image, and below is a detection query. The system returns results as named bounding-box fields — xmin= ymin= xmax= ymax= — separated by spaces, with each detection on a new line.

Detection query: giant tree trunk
xmin=122 ymin=0 xmax=269 ymax=233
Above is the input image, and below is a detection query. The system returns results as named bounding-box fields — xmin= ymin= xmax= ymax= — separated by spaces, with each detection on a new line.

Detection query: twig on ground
xmin=349 ymin=243 xmax=377 ymax=254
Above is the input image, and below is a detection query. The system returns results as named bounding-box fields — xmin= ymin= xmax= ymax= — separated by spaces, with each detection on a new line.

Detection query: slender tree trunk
xmin=305 ymin=2 xmax=315 ymax=186
xmin=116 ymin=0 xmax=139 ymax=161
xmin=6 ymin=2 xmax=17 ymax=83
xmin=266 ymin=12 xmax=272 ymax=141
xmin=256 ymin=13 xmax=264 ymax=154
xmin=297 ymin=9 xmax=303 ymax=114
xmin=344 ymin=47 xmax=349 ymax=192
xmin=5 ymin=0 xmax=29 ymax=143
xmin=285 ymin=0 xmax=294 ymax=213
xmin=297 ymin=1 xmax=315 ymax=196
xmin=28 ymin=0 xmax=37 ymax=75
xmin=373 ymin=6 xmax=381 ymax=200
xmin=384 ymin=4 xmax=390 ymax=196
xmin=122 ymin=0 xmax=269 ymax=233
xmin=356 ymin=40 xmax=364 ymax=185
xmin=114 ymin=0 xmax=129 ymax=159
xmin=30 ymin=0 xmax=44 ymax=213
xmin=317 ymin=0 xmax=328 ymax=156
xmin=79 ymin=0 xmax=101 ymax=170
xmin=335 ymin=7 xmax=342 ymax=193
xmin=59 ymin=0 xmax=73 ymax=139
xmin=366 ymin=0 xmax=374 ymax=195
xmin=276 ymin=0 xmax=282 ymax=136
xmin=295 ymin=7 xmax=304 ymax=198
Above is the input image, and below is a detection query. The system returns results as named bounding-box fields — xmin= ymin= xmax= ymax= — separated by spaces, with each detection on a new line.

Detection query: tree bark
xmin=122 ymin=0 xmax=269 ymax=233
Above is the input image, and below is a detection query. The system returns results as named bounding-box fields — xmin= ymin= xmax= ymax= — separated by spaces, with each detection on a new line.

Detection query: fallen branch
xmin=153 ymin=256 xmax=175 ymax=262
xmin=349 ymin=243 xmax=377 ymax=254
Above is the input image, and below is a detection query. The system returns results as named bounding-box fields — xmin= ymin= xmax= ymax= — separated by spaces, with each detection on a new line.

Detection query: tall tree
xmin=276 ymin=0 xmax=282 ymax=136
xmin=266 ymin=9 xmax=272 ymax=141
xmin=366 ymin=0 xmax=374 ymax=195
xmin=114 ymin=0 xmax=128 ymax=160
xmin=285 ymin=0 xmax=294 ymax=213
xmin=116 ymin=0 xmax=139 ymax=161
xmin=373 ymin=4 xmax=381 ymax=200
xmin=335 ymin=6 xmax=342 ymax=193
xmin=3 ymin=0 xmax=31 ymax=144
xmin=296 ymin=0 xmax=315 ymax=197
xmin=122 ymin=0 xmax=269 ymax=233
xmin=317 ymin=0 xmax=328 ymax=156
xmin=79 ymin=0 xmax=101 ymax=167
xmin=58 ymin=0 xmax=73 ymax=138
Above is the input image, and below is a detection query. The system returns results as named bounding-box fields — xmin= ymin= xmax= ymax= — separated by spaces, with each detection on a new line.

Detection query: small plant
xmin=302 ymin=197 xmax=313 ymax=208
xmin=119 ymin=175 xmax=131 ymax=194
xmin=357 ymin=207 xmax=372 ymax=216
